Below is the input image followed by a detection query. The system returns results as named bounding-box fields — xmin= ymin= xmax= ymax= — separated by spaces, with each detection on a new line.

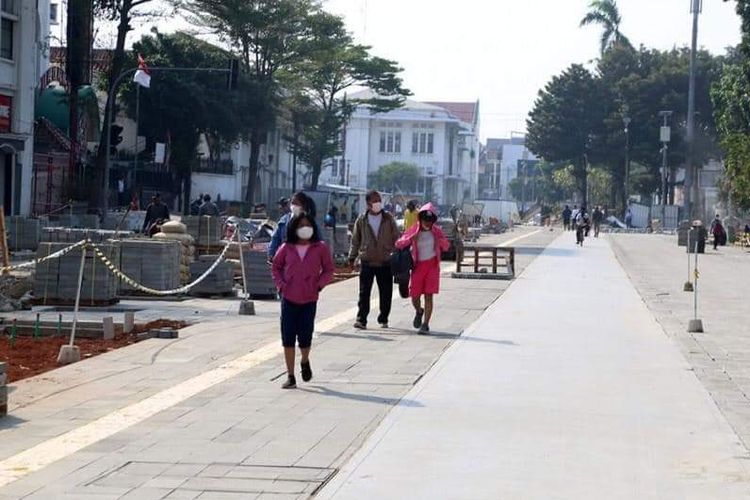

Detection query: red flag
xmin=133 ymin=54 xmax=151 ymax=88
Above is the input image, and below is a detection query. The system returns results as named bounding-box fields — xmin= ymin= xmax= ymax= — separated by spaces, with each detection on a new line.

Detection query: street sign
xmin=155 ymin=143 xmax=166 ymax=164
xmin=660 ymin=126 xmax=671 ymax=143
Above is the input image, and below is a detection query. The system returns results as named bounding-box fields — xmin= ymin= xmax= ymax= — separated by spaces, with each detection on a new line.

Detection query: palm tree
xmin=580 ymin=0 xmax=632 ymax=54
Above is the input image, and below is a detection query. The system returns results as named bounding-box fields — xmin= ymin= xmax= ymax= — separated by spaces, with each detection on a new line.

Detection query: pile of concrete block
xmin=153 ymin=221 xmax=195 ymax=284
xmin=41 ymin=228 xmax=134 ymax=244
xmin=189 ymin=255 xmax=234 ymax=296
xmin=33 ymin=243 xmax=120 ymax=305
xmin=48 ymin=214 xmax=101 ymax=229
xmin=6 ymin=216 xmax=41 ymax=251
xmin=184 ymin=216 xmax=223 ymax=248
xmin=242 ymin=249 xmax=278 ymax=297
xmin=118 ymin=239 xmax=182 ymax=295
xmin=0 ymin=362 xmax=6 ymax=417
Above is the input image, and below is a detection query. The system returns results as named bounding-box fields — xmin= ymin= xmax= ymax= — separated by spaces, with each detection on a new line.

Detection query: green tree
xmin=368 ymin=162 xmax=421 ymax=193
xmin=290 ymin=13 xmax=410 ymax=190
xmin=527 ymin=65 xmax=604 ymax=206
xmin=119 ymin=31 xmax=246 ymax=210
xmin=177 ymin=0 xmax=324 ymax=205
xmin=90 ymin=0 xmax=157 ymax=211
xmin=579 ymin=0 xmax=632 ymax=55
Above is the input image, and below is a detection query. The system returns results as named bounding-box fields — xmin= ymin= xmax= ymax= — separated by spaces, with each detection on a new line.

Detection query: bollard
xmin=688 ymin=242 xmax=704 ymax=333
xmin=56 ymin=314 xmax=62 ymax=337
xmin=9 ymin=319 xmax=16 ymax=348
xmin=102 ymin=316 xmax=115 ymax=340
xmin=239 ymin=299 xmax=255 ymax=316
xmin=684 ymin=227 xmax=694 ymax=292
xmin=33 ymin=313 xmax=40 ymax=340
xmin=123 ymin=311 xmax=135 ymax=334
xmin=58 ymin=243 xmax=86 ymax=365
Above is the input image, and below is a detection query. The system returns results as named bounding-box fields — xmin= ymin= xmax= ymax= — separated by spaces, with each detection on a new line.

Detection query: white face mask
xmin=370 ymin=202 xmax=383 ymax=214
xmin=297 ymin=226 xmax=314 ymax=240
xmin=291 ymin=205 xmax=304 ymax=217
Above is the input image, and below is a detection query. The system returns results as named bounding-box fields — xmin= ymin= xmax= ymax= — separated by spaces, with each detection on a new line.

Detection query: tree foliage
xmin=526 ymin=64 xmax=604 ymax=206
xmin=368 ymin=162 xmax=421 ymax=193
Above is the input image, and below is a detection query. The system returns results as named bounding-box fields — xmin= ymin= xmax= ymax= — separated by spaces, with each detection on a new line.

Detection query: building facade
xmin=317 ymin=92 xmax=480 ymax=207
xmin=480 ymin=137 xmax=537 ymax=201
xmin=0 ymin=0 xmax=50 ymax=215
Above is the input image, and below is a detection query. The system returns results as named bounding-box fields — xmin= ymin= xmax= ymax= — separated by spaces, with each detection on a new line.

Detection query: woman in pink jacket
xmin=395 ymin=203 xmax=449 ymax=334
xmin=272 ymin=213 xmax=335 ymax=389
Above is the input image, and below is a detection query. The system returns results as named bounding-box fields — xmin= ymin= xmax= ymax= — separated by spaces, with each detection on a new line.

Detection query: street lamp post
xmin=659 ymin=111 xmax=673 ymax=206
xmin=623 ymin=116 xmax=631 ymax=210
xmin=684 ymin=0 xmax=702 ymax=219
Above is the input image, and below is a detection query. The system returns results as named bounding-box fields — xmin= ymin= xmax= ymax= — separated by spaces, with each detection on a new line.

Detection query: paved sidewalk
xmin=318 ymin=233 xmax=750 ymax=500
xmin=0 ymin=228 xmax=556 ymax=499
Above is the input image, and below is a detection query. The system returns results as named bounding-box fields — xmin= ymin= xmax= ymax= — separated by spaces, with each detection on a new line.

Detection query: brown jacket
xmin=348 ymin=211 xmax=400 ymax=266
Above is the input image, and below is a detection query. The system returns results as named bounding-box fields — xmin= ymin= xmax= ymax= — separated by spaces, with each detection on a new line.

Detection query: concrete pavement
xmin=318 ymin=233 xmax=750 ymax=500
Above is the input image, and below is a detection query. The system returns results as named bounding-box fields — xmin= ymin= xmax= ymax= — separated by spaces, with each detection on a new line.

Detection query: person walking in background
xmin=349 ymin=190 xmax=400 ymax=329
xmin=142 ymin=193 xmax=170 ymax=236
xmin=268 ymin=191 xmax=318 ymax=261
xmin=625 ymin=207 xmax=633 ymax=229
xmin=396 ymin=203 xmax=449 ymax=334
xmin=571 ymin=205 xmax=580 ymax=232
xmin=575 ymin=206 xmax=589 ymax=246
xmin=562 ymin=205 xmax=572 ymax=231
xmin=403 ymin=200 xmax=419 ymax=231
xmin=710 ymin=215 xmax=727 ymax=250
xmin=272 ymin=213 xmax=335 ymax=389
xmin=592 ymin=206 xmax=603 ymax=238
xmin=190 ymin=193 xmax=204 ymax=215
xmin=198 ymin=194 xmax=220 ymax=216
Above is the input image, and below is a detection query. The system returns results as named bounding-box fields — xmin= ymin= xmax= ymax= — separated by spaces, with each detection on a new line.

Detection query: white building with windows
xmin=0 ymin=0 xmax=50 ymax=215
xmin=319 ymin=91 xmax=480 ymax=206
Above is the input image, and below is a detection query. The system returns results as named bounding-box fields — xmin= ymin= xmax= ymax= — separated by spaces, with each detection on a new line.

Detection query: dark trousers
xmin=357 ymin=263 xmax=393 ymax=325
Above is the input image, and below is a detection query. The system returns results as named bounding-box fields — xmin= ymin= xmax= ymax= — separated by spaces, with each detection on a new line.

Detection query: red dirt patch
xmin=0 ymin=320 xmax=188 ymax=383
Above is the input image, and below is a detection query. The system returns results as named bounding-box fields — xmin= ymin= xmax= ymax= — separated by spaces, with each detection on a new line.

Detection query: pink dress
xmin=395 ymin=203 xmax=449 ymax=298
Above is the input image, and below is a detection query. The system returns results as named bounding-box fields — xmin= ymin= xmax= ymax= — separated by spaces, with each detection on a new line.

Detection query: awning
xmin=0 ymin=135 xmax=26 ymax=153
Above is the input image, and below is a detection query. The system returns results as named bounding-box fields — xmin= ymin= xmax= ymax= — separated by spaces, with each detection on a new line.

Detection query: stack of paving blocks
xmin=6 ymin=216 xmax=41 ymax=251
xmin=243 ymin=249 xmax=278 ymax=297
xmin=189 ymin=255 xmax=234 ymax=296
xmin=118 ymin=239 xmax=182 ymax=295
xmin=153 ymin=222 xmax=195 ymax=284
xmin=33 ymin=243 xmax=120 ymax=305
xmin=0 ymin=362 xmax=6 ymax=417
xmin=184 ymin=216 xmax=223 ymax=250
xmin=41 ymin=228 xmax=134 ymax=244
xmin=48 ymin=214 xmax=101 ymax=229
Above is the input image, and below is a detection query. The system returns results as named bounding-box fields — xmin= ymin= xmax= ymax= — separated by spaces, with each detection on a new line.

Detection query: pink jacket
xmin=395 ymin=203 xmax=450 ymax=267
xmin=272 ymin=241 xmax=335 ymax=304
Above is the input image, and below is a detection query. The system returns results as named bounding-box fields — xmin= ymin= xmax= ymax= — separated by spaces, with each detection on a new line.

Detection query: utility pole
xmin=623 ymin=116 xmax=631 ymax=211
xmin=684 ymin=0 xmax=702 ymax=219
xmin=659 ymin=111 xmax=673 ymax=206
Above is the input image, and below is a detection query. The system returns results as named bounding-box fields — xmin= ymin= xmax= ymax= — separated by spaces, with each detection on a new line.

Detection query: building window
xmin=1 ymin=0 xmax=17 ymax=15
xmin=50 ymin=3 xmax=59 ymax=24
xmin=0 ymin=18 xmax=13 ymax=60
xmin=331 ymin=158 xmax=339 ymax=178
xmin=380 ymin=131 xmax=401 ymax=153
xmin=412 ymin=132 xmax=434 ymax=154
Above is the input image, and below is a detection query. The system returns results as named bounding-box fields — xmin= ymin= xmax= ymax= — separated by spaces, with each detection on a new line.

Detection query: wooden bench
xmin=452 ymin=243 xmax=515 ymax=280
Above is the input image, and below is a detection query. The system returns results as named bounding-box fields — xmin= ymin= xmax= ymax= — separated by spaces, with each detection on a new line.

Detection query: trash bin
xmin=677 ymin=220 xmax=691 ymax=247
xmin=688 ymin=222 xmax=707 ymax=254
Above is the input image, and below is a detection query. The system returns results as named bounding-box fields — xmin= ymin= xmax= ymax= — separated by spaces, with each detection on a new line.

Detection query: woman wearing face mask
xmin=395 ymin=203 xmax=449 ymax=334
xmin=272 ymin=213 xmax=335 ymax=389
xmin=268 ymin=191 xmax=318 ymax=261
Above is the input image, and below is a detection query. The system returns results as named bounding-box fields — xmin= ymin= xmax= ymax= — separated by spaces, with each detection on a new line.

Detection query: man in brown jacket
xmin=349 ymin=190 xmax=400 ymax=329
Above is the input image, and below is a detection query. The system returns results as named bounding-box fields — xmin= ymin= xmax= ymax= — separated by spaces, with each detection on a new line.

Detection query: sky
xmin=127 ymin=0 xmax=742 ymax=142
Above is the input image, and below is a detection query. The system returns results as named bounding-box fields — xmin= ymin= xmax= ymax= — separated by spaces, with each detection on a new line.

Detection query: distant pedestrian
xmin=190 ymin=193 xmax=204 ymax=215
xmin=403 ymin=200 xmax=419 ymax=231
xmin=278 ymin=197 xmax=291 ymax=217
xmin=592 ymin=206 xmax=604 ymax=238
xmin=625 ymin=208 xmax=633 ymax=229
xmin=349 ymin=190 xmax=399 ymax=329
xmin=142 ymin=193 xmax=170 ymax=236
xmin=562 ymin=205 xmax=572 ymax=231
xmin=710 ymin=215 xmax=726 ymax=250
xmin=396 ymin=203 xmax=449 ymax=334
xmin=272 ymin=213 xmax=335 ymax=389
xmin=575 ymin=207 xmax=589 ymax=246
xmin=571 ymin=205 xmax=580 ymax=232
xmin=198 ymin=194 xmax=220 ymax=217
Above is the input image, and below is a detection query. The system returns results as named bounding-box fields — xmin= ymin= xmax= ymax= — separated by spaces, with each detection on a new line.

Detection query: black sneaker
xmin=282 ymin=375 xmax=297 ymax=389
xmin=353 ymin=321 xmax=366 ymax=330
xmin=301 ymin=361 xmax=313 ymax=382
xmin=413 ymin=309 xmax=424 ymax=329
xmin=418 ymin=324 xmax=430 ymax=335
xmin=379 ymin=322 xmax=389 ymax=329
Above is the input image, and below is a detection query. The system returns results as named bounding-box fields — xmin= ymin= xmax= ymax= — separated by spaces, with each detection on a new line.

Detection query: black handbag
xmin=390 ymin=247 xmax=414 ymax=275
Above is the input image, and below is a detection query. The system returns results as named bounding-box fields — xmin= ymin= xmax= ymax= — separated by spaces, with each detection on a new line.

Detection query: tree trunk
xmin=245 ymin=128 xmax=262 ymax=207
xmin=310 ymin=161 xmax=322 ymax=191
xmin=89 ymin=0 xmax=133 ymax=213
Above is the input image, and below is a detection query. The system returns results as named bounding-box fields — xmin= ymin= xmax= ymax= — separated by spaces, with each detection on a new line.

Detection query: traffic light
xmin=227 ymin=59 xmax=239 ymax=91
xmin=109 ymin=124 xmax=123 ymax=155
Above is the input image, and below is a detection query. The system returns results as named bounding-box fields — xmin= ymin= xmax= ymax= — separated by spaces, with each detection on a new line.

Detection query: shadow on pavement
xmin=319 ymin=332 xmax=395 ymax=342
xmin=515 ymin=246 xmax=575 ymax=258
xmin=301 ymin=386 xmax=424 ymax=407
xmin=0 ymin=414 xmax=26 ymax=430
xmin=387 ymin=329 xmax=519 ymax=347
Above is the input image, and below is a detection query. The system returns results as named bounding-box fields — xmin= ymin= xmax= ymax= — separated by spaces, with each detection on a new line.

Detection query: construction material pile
xmin=6 ymin=216 xmax=41 ymax=251
xmin=118 ymin=239 xmax=182 ymax=295
xmin=242 ymin=249 xmax=277 ymax=298
xmin=41 ymin=228 xmax=134 ymax=244
xmin=184 ymin=216 xmax=223 ymax=252
xmin=153 ymin=221 xmax=195 ymax=284
xmin=189 ymin=255 xmax=234 ymax=296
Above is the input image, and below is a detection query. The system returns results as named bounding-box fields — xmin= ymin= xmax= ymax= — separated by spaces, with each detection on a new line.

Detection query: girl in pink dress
xmin=395 ymin=203 xmax=449 ymax=334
